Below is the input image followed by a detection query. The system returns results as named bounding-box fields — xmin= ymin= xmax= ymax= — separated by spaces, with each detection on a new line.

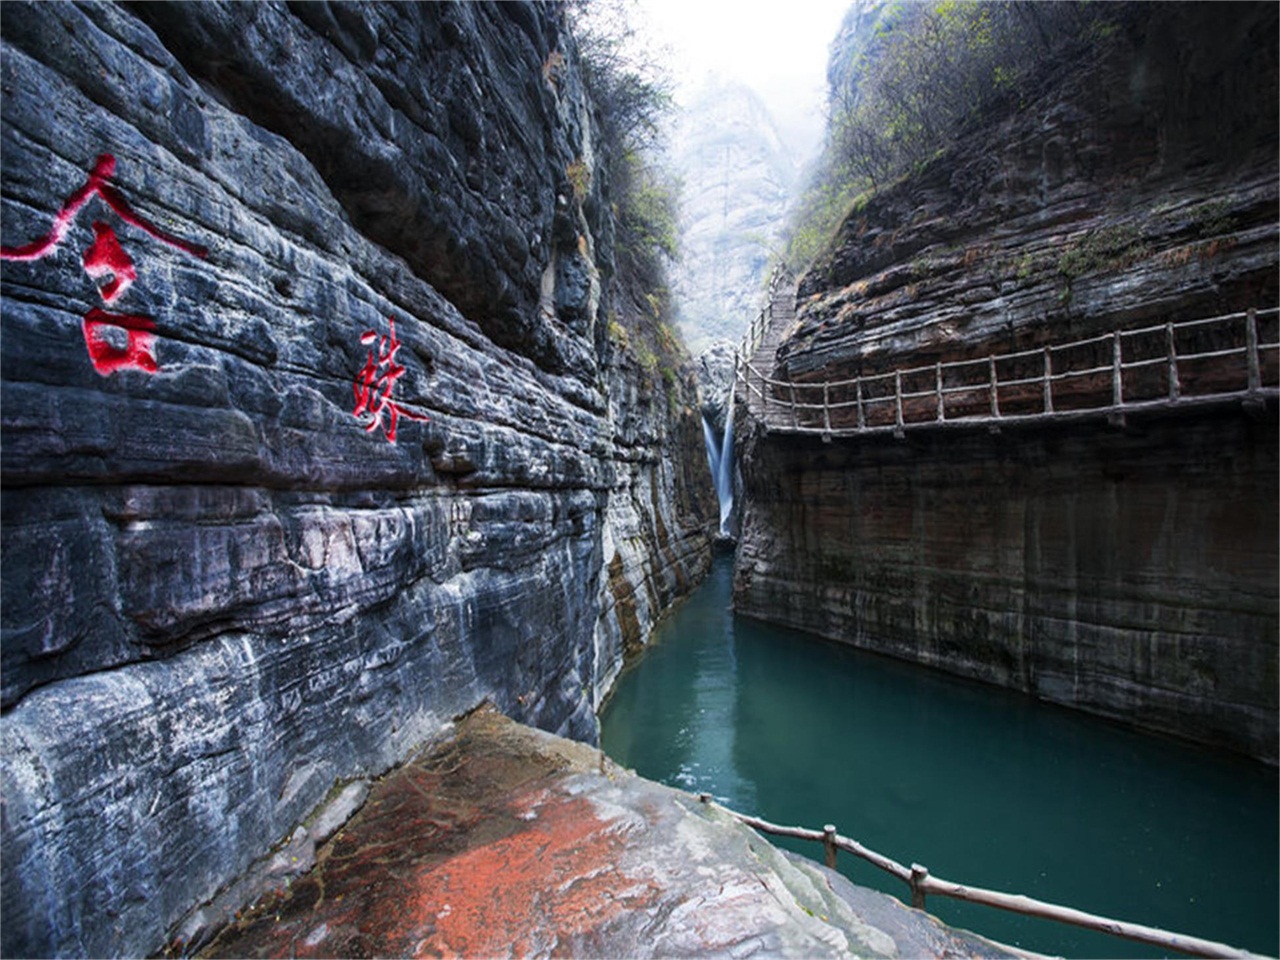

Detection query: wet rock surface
xmin=198 ymin=706 xmax=1015 ymax=960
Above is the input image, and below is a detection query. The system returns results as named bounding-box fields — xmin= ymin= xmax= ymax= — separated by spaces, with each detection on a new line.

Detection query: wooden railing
xmin=735 ymin=307 xmax=1280 ymax=437
xmin=696 ymin=794 xmax=1265 ymax=959
xmin=737 ymin=263 xmax=794 ymax=360
xmin=740 ymin=304 xmax=769 ymax=361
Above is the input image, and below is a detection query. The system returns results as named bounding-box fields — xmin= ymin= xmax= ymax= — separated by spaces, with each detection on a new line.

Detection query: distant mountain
xmin=669 ymin=79 xmax=797 ymax=354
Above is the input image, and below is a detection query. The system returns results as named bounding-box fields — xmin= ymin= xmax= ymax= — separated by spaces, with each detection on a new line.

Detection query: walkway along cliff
xmin=0 ymin=3 xmax=717 ymax=956
xmin=733 ymin=3 xmax=1279 ymax=763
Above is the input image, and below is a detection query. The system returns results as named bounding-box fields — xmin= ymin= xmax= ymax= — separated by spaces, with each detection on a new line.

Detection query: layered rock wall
xmin=782 ymin=4 xmax=1278 ymax=381
xmin=0 ymin=3 xmax=713 ymax=956
xmin=735 ymin=2 xmax=1278 ymax=761
xmin=734 ymin=409 xmax=1278 ymax=761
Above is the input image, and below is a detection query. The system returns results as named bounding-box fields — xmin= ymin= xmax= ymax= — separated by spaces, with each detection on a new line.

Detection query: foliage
xmin=566 ymin=159 xmax=592 ymax=201
xmin=568 ymin=0 xmax=672 ymax=155
xmin=566 ymin=0 xmax=686 ymax=382
xmin=607 ymin=315 xmax=630 ymax=349
xmin=613 ymin=147 xmax=681 ymax=292
xmin=1056 ymin=224 xmax=1147 ymax=280
xmin=781 ymin=1 xmax=1126 ymax=270
xmin=784 ymin=176 xmax=872 ymax=271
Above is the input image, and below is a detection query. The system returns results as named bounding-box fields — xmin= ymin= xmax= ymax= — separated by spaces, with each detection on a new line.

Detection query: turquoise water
xmin=600 ymin=555 xmax=1279 ymax=958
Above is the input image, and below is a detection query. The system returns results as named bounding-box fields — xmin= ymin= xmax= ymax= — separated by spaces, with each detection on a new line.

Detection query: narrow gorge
xmin=2 ymin=2 xmax=1276 ymax=958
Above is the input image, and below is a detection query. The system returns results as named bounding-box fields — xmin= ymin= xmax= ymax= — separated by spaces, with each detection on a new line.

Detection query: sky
xmin=633 ymin=0 xmax=854 ymax=158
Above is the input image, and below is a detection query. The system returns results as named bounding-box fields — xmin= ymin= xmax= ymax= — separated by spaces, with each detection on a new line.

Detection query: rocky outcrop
xmin=735 ymin=2 xmax=1279 ymax=761
xmin=782 ymin=4 xmax=1278 ymax=381
xmin=0 ymin=3 xmax=713 ymax=957
xmin=197 ymin=706 xmax=1016 ymax=959
xmin=695 ymin=339 xmax=737 ymax=432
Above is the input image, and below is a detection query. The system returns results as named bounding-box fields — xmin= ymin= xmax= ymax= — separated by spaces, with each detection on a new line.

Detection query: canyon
xmin=735 ymin=2 xmax=1279 ymax=762
xmin=2 ymin=1 xmax=1276 ymax=956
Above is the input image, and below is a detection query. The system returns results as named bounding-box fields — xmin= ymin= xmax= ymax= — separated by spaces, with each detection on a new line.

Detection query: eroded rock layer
xmin=0 ymin=3 xmax=713 ymax=956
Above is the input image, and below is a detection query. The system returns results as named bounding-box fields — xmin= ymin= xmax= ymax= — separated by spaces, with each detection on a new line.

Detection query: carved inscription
xmin=353 ymin=316 xmax=430 ymax=443
xmin=1 ymin=153 xmax=208 ymax=375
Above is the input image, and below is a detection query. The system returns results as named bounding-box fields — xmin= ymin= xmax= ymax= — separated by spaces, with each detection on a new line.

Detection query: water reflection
xmin=602 ymin=559 xmax=756 ymax=809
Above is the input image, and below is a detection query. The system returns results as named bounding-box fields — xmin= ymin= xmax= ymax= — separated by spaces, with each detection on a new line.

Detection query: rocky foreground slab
xmin=197 ymin=706 xmax=1015 ymax=958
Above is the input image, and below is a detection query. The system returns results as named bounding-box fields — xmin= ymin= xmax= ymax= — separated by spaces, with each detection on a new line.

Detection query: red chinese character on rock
xmin=1 ymin=152 xmax=207 ymax=376
xmin=82 ymin=220 xmax=138 ymax=302
xmin=81 ymin=309 xmax=159 ymax=375
xmin=353 ymin=316 xmax=430 ymax=444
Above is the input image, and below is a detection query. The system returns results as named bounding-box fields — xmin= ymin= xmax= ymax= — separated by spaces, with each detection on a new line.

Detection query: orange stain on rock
xmin=200 ymin=711 xmax=664 ymax=959
xmin=401 ymin=792 xmax=658 ymax=957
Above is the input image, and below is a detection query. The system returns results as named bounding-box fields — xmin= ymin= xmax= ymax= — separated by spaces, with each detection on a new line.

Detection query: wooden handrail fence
xmin=734 ymin=306 xmax=1280 ymax=438
xmin=733 ymin=265 xmax=791 ymax=396
xmin=696 ymin=794 xmax=1266 ymax=959
xmin=719 ymin=289 xmax=1277 ymax=959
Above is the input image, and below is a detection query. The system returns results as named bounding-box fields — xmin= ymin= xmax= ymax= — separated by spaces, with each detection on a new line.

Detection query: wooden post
xmin=1112 ymin=330 xmax=1124 ymax=408
xmin=823 ymin=825 xmax=838 ymax=869
xmin=1166 ymin=322 xmax=1180 ymax=400
xmin=894 ymin=371 xmax=905 ymax=436
xmin=856 ymin=379 xmax=865 ymax=430
xmin=988 ymin=356 xmax=1000 ymax=418
xmin=935 ymin=362 xmax=945 ymax=421
xmin=910 ymin=864 xmax=929 ymax=910
xmin=1043 ymin=346 xmax=1054 ymax=414
xmin=822 ymin=383 xmax=832 ymax=435
xmin=1246 ymin=307 xmax=1261 ymax=393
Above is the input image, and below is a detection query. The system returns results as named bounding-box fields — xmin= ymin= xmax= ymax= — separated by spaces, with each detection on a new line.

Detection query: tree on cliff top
xmin=567 ymin=0 xmax=684 ymax=366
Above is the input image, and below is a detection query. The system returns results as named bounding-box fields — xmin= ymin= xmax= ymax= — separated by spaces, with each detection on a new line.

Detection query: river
xmin=599 ymin=554 xmax=1278 ymax=959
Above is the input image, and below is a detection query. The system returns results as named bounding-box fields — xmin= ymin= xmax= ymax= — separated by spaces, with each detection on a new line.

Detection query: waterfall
xmin=701 ymin=412 xmax=735 ymax=537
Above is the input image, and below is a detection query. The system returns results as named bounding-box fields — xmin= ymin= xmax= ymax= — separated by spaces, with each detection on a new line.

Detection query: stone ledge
xmin=194 ymin=705 xmax=1018 ymax=959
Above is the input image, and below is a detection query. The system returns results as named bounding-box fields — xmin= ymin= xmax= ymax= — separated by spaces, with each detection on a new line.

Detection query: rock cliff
xmin=735 ymin=2 xmax=1279 ymax=761
xmin=0 ymin=2 xmax=714 ymax=956
xmin=670 ymin=79 xmax=796 ymax=355
xmin=783 ymin=4 xmax=1278 ymax=380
